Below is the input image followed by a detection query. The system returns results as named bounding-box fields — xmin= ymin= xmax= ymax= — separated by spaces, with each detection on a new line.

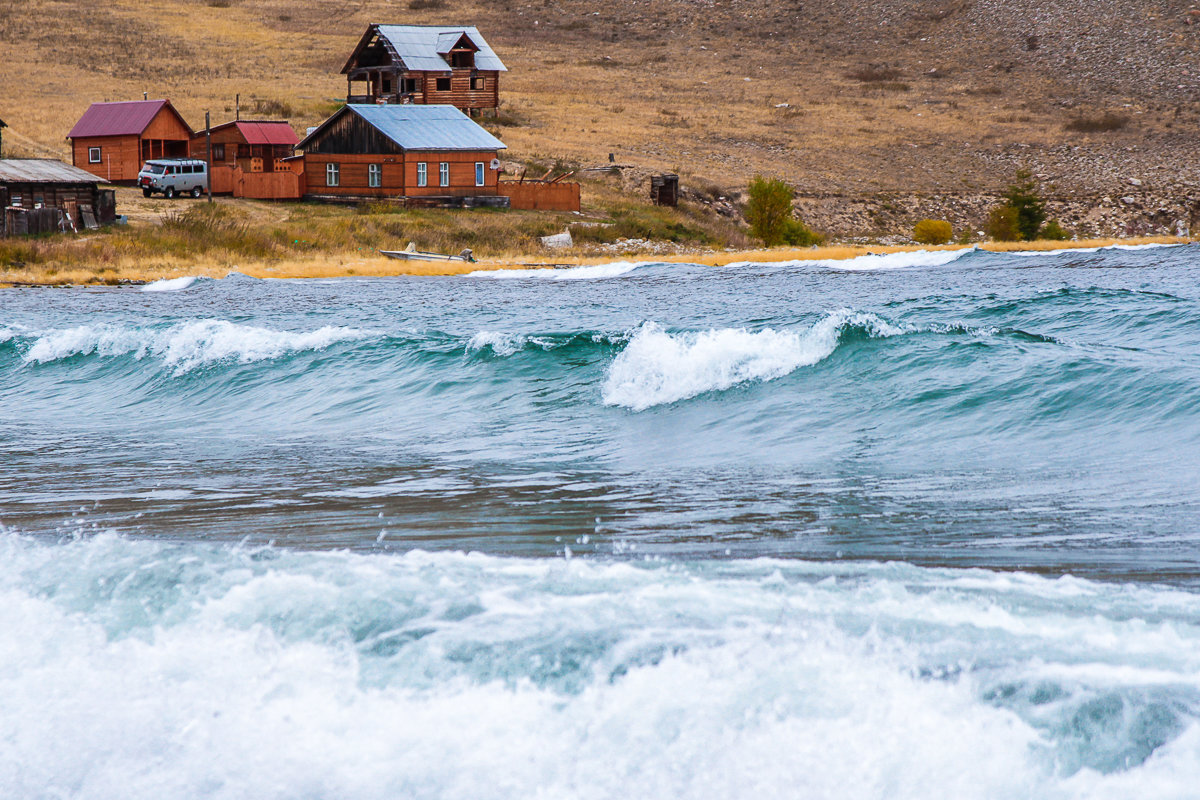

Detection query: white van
xmin=137 ymin=158 xmax=209 ymax=199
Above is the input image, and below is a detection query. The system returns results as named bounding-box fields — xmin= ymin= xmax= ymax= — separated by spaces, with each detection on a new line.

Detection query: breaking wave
xmin=602 ymin=311 xmax=908 ymax=410
xmin=14 ymin=320 xmax=374 ymax=374
xmin=468 ymin=261 xmax=652 ymax=280
xmin=141 ymin=276 xmax=201 ymax=292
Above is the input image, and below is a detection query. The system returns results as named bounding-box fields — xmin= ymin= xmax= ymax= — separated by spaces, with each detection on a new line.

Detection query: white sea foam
xmin=141 ymin=276 xmax=199 ymax=292
xmin=1 ymin=533 xmax=1199 ymax=799
xmin=603 ymin=311 xmax=908 ymax=410
xmin=466 ymin=330 xmax=528 ymax=356
xmin=1007 ymin=242 xmax=1184 ymax=258
xmin=467 ymin=260 xmax=650 ymax=280
xmin=21 ymin=320 xmax=372 ymax=373
xmin=725 ymin=247 xmax=978 ymax=272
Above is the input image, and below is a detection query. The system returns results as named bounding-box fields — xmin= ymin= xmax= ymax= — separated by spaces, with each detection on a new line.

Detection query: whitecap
xmin=466 ymin=331 xmax=527 ymax=356
xmin=467 ymin=261 xmax=651 ymax=280
xmin=602 ymin=311 xmax=908 ymax=410
xmin=724 ymin=247 xmax=977 ymax=272
xmin=1006 ymin=242 xmax=1184 ymax=258
xmin=141 ymin=276 xmax=199 ymax=292
xmin=22 ymin=320 xmax=373 ymax=374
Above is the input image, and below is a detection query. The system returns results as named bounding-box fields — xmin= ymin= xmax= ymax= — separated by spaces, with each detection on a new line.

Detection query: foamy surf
xmin=467 ymin=261 xmax=652 ymax=280
xmin=3 ymin=532 xmax=1200 ymax=799
xmin=603 ymin=311 xmax=908 ymax=410
xmin=141 ymin=276 xmax=200 ymax=292
xmin=20 ymin=319 xmax=373 ymax=374
xmin=724 ymin=247 xmax=978 ymax=272
xmin=1007 ymin=242 xmax=1186 ymax=258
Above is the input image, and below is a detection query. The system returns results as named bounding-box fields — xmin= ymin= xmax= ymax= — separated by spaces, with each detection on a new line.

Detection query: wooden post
xmin=205 ymin=112 xmax=213 ymax=203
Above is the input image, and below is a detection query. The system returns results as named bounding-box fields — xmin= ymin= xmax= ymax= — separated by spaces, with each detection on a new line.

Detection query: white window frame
xmin=326 ymin=162 xmax=340 ymax=187
xmin=439 ymin=161 xmax=450 ymax=187
xmin=475 ymin=162 xmax=485 ymax=187
xmin=368 ymin=163 xmax=382 ymax=188
xmin=417 ymin=162 xmax=427 ymax=187
xmin=88 ymin=147 xmax=102 ymax=164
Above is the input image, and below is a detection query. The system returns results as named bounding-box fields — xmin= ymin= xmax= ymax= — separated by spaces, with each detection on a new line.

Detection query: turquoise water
xmin=2 ymin=244 xmax=1200 ymax=797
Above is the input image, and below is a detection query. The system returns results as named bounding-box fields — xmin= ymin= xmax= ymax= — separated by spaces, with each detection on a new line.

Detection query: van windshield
xmin=143 ymin=164 xmax=166 ymax=174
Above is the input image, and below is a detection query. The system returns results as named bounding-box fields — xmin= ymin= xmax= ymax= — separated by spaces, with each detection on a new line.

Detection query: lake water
xmin=3 ymin=244 xmax=1200 ymax=798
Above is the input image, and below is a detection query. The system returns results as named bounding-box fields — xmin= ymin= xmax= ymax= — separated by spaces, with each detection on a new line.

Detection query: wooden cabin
xmin=0 ymin=159 xmax=117 ymax=236
xmin=296 ymin=104 xmax=506 ymax=205
xmin=67 ymin=100 xmax=193 ymax=183
xmin=190 ymin=119 xmax=300 ymax=196
xmin=342 ymin=25 xmax=506 ymax=114
xmin=190 ymin=119 xmax=298 ymax=172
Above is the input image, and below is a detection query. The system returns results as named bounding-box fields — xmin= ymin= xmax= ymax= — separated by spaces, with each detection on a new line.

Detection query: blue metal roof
xmin=375 ymin=25 xmax=507 ymax=73
xmin=323 ymin=104 xmax=507 ymax=152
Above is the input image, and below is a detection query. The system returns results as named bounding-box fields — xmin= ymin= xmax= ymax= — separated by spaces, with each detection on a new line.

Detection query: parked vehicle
xmin=137 ymin=158 xmax=208 ymax=199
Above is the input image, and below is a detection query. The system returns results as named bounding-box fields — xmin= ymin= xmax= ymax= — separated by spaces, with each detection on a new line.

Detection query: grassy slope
xmin=4 ymin=0 xmax=1199 ymax=193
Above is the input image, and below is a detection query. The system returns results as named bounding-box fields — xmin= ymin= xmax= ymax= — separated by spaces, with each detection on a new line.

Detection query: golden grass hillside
xmin=2 ymin=0 xmax=1199 ymax=197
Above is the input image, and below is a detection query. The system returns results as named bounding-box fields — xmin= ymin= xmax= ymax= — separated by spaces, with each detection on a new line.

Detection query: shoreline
xmin=0 ymin=236 xmax=1188 ymax=287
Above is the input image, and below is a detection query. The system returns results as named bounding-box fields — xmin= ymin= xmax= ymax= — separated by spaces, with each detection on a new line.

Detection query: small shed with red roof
xmin=68 ymin=100 xmax=193 ymax=182
xmin=190 ymin=119 xmax=299 ymax=174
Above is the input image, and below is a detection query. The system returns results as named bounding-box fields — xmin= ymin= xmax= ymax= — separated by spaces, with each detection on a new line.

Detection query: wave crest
xmin=602 ymin=311 xmax=908 ymax=410
xmin=20 ymin=320 xmax=372 ymax=374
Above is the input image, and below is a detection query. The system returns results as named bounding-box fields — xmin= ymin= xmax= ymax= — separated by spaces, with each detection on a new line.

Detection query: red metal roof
xmin=67 ymin=100 xmax=191 ymax=139
xmin=235 ymin=121 xmax=298 ymax=146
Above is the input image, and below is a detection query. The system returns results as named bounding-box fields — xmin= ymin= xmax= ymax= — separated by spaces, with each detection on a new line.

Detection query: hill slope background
xmin=2 ymin=0 xmax=1199 ymax=211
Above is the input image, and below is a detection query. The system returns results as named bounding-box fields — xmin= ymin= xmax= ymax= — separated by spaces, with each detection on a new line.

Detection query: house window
xmin=475 ymin=162 xmax=485 ymax=186
xmin=382 ymin=77 xmax=393 ymax=94
xmin=88 ymin=147 xmax=102 ymax=163
xmin=471 ymin=76 xmax=486 ymax=91
xmin=212 ymin=143 xmax=225 ymax=161
xmin=417 ymin=162 xmax=427 ymax=187
xmin=436 ymin=77 xmax=451 ymax=92
xmin=368 ymin=163 xmax=381 ymax=188
xmin=326 ymin=162 xmax=340 ymax=187
xmin=402 ymin=77 xmax=418 ymax=94
xmin=439 ymin=162 xmax=450 ymax=187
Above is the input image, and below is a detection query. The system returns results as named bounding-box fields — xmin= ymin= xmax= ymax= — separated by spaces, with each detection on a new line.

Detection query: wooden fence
xmin=498 ymin=180 xmax=581 ymax=212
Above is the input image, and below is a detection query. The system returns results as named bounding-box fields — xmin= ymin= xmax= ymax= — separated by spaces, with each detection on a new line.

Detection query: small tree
xmin=986 ymin=206 xmax=1020 ymax=241
xmin=913 ymin=219 xmax=953 ymax=245
xmin=746 ymin=176 xmax=797 ymax=246
xmin=1039 ymin=220 xmax=1070 ymax=240
xmin=999 ymin=169 xmax=1047 ymax=241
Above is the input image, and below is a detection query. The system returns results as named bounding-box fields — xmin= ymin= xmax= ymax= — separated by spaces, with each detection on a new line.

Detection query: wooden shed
xmin=0 ymin=159 xmax=117 ymax=236
xmin=297 ymin=104 xmax=507 ymax=205
xmin=67 ymin=100 xmax=193 ymax=183
xmin=191 ymin=119 xmax=300 ymax=196
xmin=342 ymin=25 xmax=506 ymax=115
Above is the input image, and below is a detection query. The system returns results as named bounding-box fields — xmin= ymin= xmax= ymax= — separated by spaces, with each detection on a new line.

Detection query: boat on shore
xmin=380 ymin=243 xmax=475 ymax=263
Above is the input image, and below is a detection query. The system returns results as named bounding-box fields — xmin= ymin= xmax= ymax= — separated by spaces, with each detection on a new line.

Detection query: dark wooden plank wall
xmin=303 ymin=112 xmax=405 ymax=156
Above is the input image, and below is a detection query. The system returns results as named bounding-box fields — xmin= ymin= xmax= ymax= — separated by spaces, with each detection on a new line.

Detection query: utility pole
xmin=205 ymin=111 xmax=213 ymax=203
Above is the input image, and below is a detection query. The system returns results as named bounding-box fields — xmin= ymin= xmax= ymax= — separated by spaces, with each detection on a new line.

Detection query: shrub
xmin=1065 ymin=114 xmax=1129 ymax=133
xmin=986 ymin=206 xmax=1020 ymax=241
xmin=912 ymin=219 xmax=953 ymax=245
xmin=746 ymin=175 xmax=817 ymax=246
xmin=997 ymin=169 xmax=1047 ymax=241
xmin=1039 ymin=220 xmax=1071 ymax=240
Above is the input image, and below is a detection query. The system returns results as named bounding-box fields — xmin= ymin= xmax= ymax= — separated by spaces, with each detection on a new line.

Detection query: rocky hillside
xmin=2 ymin=0 xmax=1198 ymax=234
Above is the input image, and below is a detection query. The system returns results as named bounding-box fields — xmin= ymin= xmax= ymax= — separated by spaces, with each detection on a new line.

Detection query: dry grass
xmin=0 ymin=0 xmax=1170 ymax=198
xmin=3 ymin=235 xmax=1186 ymax=286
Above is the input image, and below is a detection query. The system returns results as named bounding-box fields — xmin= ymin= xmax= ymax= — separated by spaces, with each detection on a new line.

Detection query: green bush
xmin=745 ymin=175 xmax=820 ymax=246
xmin=998 ymin=169 xmax=1047 ymax=241
xmin=912 ymin=219 xmax=953 ymax=244
xmin=1039 ymin=220 xmax=1071 ymax=240
xmin=986 ymin=206 xmax=1020 ymax=241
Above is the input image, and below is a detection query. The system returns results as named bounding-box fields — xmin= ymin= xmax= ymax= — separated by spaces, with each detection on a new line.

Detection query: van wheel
xmin=142 ymin=188 xmax=152 ymax=198
xmin=164 ymin=186 xmax=176 ymax=199
xmin=191 ymin=186 xmax=203 ymax=198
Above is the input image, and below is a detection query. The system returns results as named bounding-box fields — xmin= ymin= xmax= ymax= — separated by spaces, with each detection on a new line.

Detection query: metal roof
xmin=0 ymin=159 xmax=109 ymax=184
xmin=374 ymin=25 xmax=507 ymax=72
xmin=298 ymin=104 xmax=507 ymax=152
xmin=68 ymin=100 xmax=192 ymax=139
xmin=234 ymin=121 xmax=299 ymax=146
